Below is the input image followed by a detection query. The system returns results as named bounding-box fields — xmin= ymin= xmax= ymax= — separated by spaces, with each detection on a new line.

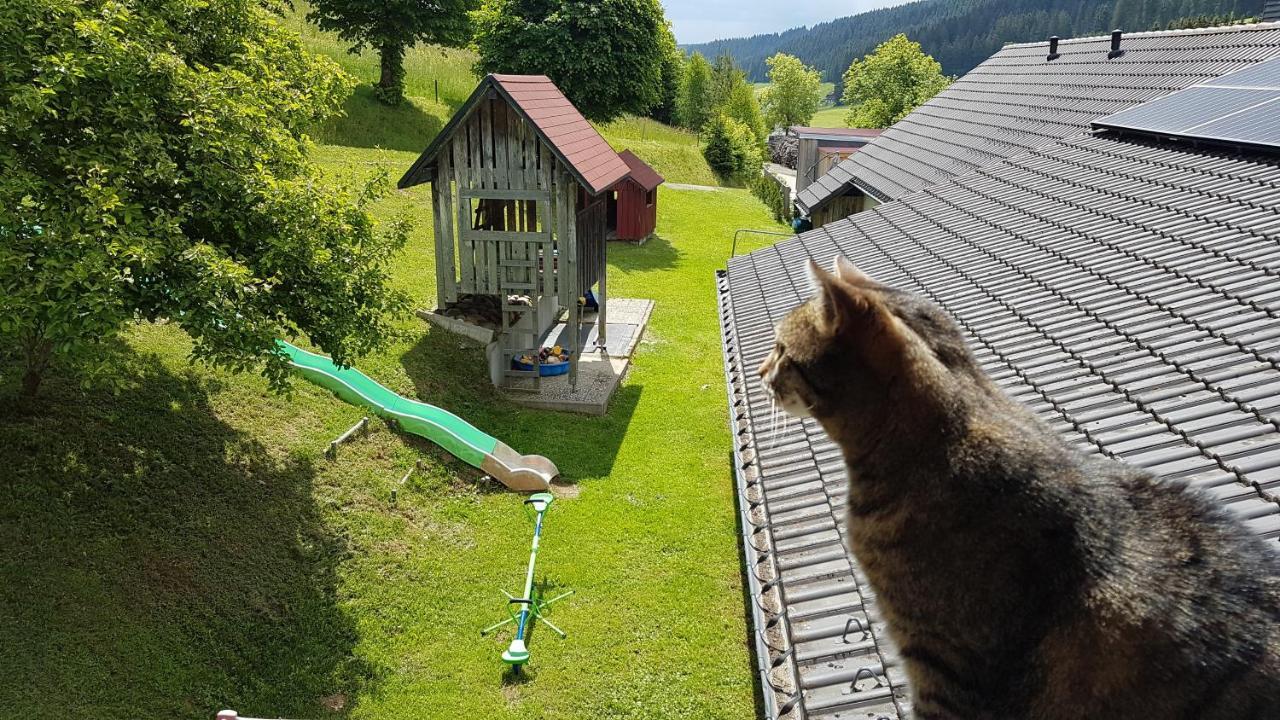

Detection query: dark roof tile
xmin=720 ymin=132 xmax=1280 ymax=719
xmin=796 ymin=23 xmax=1280 ymax=214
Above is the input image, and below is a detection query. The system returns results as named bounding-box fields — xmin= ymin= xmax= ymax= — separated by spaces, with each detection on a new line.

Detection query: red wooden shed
xmin=610 ymin=150 xmax=664 ymax=242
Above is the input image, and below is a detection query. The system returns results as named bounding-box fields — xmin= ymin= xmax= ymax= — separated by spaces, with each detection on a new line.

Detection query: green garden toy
xmin=481 ymin=492 xmax=572 ymax=671
xmin=277 ymin=340 xmax=557 ymax=492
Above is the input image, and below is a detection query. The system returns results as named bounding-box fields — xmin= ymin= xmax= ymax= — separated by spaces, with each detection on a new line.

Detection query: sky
xmin=660 ymin=0 xmax=908 ymax=45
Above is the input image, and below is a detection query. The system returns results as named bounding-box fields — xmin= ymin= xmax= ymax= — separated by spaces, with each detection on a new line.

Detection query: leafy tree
xmin=761 ymin=53 xmax=823 ymax=129
xmin=702 ymin=113 xmax=762 ymax=179
xmin=1 ymin=0 xmax=409 ymax=398
xmin=648 ymin=22 xmax=684 ymax=124
xmin=308 ymin=0 xmax=474 ymax=106
xmin=722 ymin=81 xmax=768 ymax=143
xmin=472 ymin=0 xmax=671 ymax=123
xmin=841 ymin=34 xmax=950 ymax=128
xmin=676 ymin=52 xmax=715 ymax=131
xmin=697 ymin=52 xmax=766 ymax=140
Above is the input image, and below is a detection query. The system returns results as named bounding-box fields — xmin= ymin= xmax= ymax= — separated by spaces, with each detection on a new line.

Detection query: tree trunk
xmin=21 ymin=338 xmax=52 ymax=398
xmin=376 ymin=43 xmax=406 ymax=106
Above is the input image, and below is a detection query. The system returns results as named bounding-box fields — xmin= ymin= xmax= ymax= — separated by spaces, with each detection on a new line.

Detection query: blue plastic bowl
xmin=512 ymin=357 xmax=571 ymax=376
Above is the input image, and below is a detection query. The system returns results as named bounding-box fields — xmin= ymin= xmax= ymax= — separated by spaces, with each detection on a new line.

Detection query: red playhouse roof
xmin=616 ymin=149 xmax=665 ymax=191
xmin=399 ymin=74 xmax=630 ymax=195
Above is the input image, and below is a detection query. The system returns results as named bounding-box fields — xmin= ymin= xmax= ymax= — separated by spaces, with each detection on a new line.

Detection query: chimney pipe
xmin=1047 ymin=35 xmax=1060 ymax=61
xmin=1108 ymin=29 xmax=1124 ymax=59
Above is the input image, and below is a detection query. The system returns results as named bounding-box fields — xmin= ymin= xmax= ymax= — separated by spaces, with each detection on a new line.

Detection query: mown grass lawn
xmin=0 ymin=65 xmax=789 ymax=717
xmin=807 ymin=105 xmax=851 ymax=128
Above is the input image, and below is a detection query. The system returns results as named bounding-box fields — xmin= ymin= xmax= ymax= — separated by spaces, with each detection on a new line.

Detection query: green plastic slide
xmin=278 ymin=340 xmax=556 ymax=492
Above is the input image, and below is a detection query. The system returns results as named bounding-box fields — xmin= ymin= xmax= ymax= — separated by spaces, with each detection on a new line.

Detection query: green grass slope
xmin=279 ymin=4 xmax=720 ymax=185
xmin=0 ymin=13 xmax=789 ymax=719
xmin=597 ymin=117 xmax=720 ymax=187
xmin=808 ymin=105 xmax=852 ymax=128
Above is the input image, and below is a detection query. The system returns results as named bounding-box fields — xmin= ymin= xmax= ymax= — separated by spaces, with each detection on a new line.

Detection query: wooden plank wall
xmin=438 ymin=95 xmax=571 ymax=299
xmin=813 ymin=194 xmax=863 ymax=228
xmin=575 ymin=197 xmax=606 ymax=294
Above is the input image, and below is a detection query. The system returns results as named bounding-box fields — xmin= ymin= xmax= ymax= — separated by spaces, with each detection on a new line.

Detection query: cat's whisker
xmin=767 ymin=396 xmax=779 ymax=449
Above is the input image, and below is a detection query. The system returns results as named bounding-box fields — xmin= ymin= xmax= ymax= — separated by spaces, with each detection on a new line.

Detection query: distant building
xmin=795 ymin=22 xmax=1280 ymax=228
xmin=789 ymin=126 xmax=880 ymax=195
xmin=609 ymin=150 xmax=663 ymax=243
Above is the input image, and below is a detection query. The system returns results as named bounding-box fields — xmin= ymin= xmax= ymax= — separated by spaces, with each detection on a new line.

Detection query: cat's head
xmin=758 ymin=256 xmax=981 ymax=433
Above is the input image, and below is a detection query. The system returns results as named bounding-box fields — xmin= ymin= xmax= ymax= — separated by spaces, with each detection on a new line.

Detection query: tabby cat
xmin=759 ymin=256 xmax=1280 ymax=719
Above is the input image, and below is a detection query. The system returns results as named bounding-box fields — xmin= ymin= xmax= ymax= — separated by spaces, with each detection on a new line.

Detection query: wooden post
xmin=430 ymin=174 xmax=452 ymax=310
xmin=468 ymin=114 xmax=486 ymax=292
xmin=437 ymin=151 xmax=457 ymax=304
xmin=561 ymin=170 xmax=580 ymax=389
xmin=453 ymin=134 xmax=474 ymax=293
xmin=598 ymin=227 xmax=607 ymax=350
xmin=326 ymin=416 xmax=370 ymax=461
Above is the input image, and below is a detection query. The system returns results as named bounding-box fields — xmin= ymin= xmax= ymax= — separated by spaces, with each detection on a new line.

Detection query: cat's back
xmin=1033 ymin=455 xmax=1280 ymax=718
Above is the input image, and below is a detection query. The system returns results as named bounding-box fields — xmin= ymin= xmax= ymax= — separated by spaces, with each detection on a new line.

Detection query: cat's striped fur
xmin=759 ymin=256 xmax=1280 ymax=719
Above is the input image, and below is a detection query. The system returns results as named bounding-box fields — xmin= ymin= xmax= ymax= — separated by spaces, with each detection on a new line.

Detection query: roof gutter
xmin=717 ymin=269 xmax=797 ymax=720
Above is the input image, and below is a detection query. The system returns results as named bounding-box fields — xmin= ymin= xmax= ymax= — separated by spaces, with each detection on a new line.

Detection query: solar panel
xmin=1093 ymin=56 xmax=1280 ymax=151
xmin=1203 ymin=56 xmax=1280 ymax=89
xmin=1191 ymin=98 xmax=1280 ymax=146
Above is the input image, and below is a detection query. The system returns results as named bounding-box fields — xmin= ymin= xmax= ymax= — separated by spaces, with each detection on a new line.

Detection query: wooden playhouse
xmin=609 ymin=150 xmax=663 ymax=242
xmin=399 ymin=74 xmax=631 ymax=391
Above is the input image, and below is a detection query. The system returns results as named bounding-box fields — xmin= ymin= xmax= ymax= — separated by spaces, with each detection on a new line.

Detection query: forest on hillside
xmin=683 ymin=0 xmax=1265 ymax=85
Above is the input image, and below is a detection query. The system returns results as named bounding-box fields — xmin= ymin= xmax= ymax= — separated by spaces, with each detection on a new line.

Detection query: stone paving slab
xmin=507 ymin=298 xmax=654 ymax=414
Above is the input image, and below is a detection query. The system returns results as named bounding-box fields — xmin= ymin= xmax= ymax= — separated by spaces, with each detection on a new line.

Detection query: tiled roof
xmin=795 ymin=22 xmax=1280 ymax=214
xmin=720 ymin=132 xmax=1280 ymax=719
xmin=399 ymin=74 xmax=629 ymax=195
xmin=616 ymin=149 xmax=664 ymax=191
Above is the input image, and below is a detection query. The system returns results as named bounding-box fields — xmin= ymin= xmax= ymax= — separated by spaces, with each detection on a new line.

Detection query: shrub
xmin=703 ymin=114 xmax=762 ymax=180
xmin=750 ymin=173 xmax=793 ymax=224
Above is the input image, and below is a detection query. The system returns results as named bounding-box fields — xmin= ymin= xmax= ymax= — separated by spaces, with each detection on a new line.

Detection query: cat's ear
xmin=809 ymin=259 xmax=908 ymax=363
xmin=808 ymin=259 xmax=877 ymax=336
xmin=832 ymin=255 xmax=874 ymax=285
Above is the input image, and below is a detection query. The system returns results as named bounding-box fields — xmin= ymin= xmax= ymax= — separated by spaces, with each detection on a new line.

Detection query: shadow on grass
xmin=609 ymin=233 xmax=681 ymax=273
xmin=314 ymin=85 xmax=444 ymax=153
xmin=397 ymin=328 xmax=641 ymax=484
xmin=0 ymin=347 xmax=375 ymax=718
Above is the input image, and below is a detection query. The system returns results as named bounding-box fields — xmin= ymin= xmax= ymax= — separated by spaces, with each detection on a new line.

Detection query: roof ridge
xmin=1002 ymin=20 xmax=1280 ymax=49
xmin=399 ymin=74 xmax=629 ymax=194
